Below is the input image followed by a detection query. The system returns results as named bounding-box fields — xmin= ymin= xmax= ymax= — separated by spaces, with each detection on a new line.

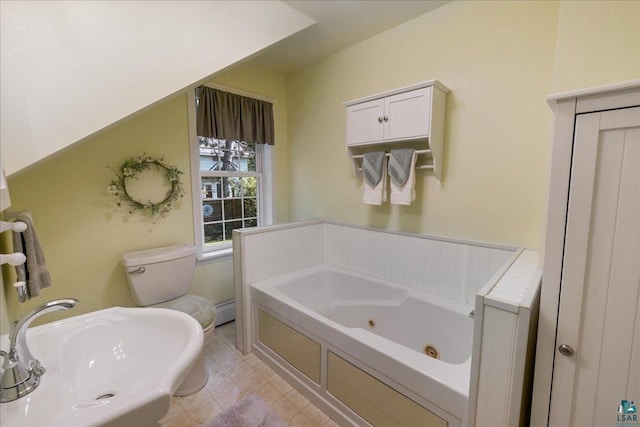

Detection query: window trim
xmin=187 ymin=86 xmax=274 ymax=262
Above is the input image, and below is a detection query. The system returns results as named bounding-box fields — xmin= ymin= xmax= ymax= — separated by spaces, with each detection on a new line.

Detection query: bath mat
xmin=205 ymin=395 xmax=287 ymax=427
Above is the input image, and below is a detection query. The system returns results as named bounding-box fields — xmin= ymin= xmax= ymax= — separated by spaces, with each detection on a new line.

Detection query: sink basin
xmin=0 ymin=307 xmax=203 ymax=427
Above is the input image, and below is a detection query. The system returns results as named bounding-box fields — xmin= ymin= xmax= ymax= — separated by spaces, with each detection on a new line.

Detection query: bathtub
xmin=251 ymin=263 xmax=476 ymax=426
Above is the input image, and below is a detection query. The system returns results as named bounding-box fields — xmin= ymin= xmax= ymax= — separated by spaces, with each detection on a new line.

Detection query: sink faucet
xmin=0 ymin=298 xmax=78 ymax=403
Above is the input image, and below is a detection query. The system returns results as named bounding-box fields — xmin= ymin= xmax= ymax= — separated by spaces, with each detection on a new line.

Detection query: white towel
xmin=390 ymin=151 xmax=417 ymax=205
xmin=363 ymin=158 xmax=387 ymax=205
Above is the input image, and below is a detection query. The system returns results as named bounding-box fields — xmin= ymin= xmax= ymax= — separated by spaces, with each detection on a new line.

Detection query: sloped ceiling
xmin=253 ymin=0 xmax=450 ymax=72
xmin=0 ymin=1 xmax=315 ymax=176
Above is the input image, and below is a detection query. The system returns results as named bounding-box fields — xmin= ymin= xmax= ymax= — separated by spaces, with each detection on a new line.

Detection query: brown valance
xmin=196 ymin=86 xmax=274 ymax=145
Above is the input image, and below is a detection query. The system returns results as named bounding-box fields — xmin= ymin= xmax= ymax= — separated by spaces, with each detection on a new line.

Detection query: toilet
xmin=122 ymin=244 xmax=216 ymax=396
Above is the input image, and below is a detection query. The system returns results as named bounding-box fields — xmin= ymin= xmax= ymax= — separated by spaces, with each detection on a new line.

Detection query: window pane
xmin=201 ymin=177 xmax=221 ymax=199
xmin=241 ymin=177 xmax=258 ymax=197
xmin=243 ymin=198 xmax=257 ymax=218
xmin=204 ymin=223 xmax=223 ymax=243
xmin=223 ymin=199 xmax=243 ymax=220
xmin=199 ymin=138 xmax=257 ymax=172
xmin=244 ymin=218 xmax=257 ymax=228
xmin=224 ymin=177 xmax=242 ymax=198
xmin=237 ymin=142 xmax=256 ymax=172
xmin=202 ymin=200 xmax=222 ymax=222
xmin=200 ymin=155 xmax=216 ymax=171
xmin=211 ymin=157 xmax=241 ymax=171
xmin=224 ymin=221 xmax=243 ymax=240
xmin=199 ymin=138 xmax=223 ymax=171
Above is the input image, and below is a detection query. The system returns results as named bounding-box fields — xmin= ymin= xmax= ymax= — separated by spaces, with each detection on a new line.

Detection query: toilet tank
xmin=122 ymin=244 xmax=197 ymax=306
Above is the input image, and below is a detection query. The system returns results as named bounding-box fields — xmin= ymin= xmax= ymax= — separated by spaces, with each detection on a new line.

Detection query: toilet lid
xmin=151 ymin=295 xmax=217 ymax=330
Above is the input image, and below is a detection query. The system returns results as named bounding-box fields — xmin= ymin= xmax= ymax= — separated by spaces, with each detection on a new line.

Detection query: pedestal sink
xmin=0 ymin=307 xmax=203 ymax=427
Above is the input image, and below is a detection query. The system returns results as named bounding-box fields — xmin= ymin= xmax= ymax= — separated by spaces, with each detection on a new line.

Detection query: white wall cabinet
xmin=344 ymin=80 xmax=449 ymax=180
xmin=346 ymin=98 xmax=385 ymax=145
xmin=346 ymin=87 xmax=432 ymax=144
xmin=531 ymin=81 xmax=640 ymax=426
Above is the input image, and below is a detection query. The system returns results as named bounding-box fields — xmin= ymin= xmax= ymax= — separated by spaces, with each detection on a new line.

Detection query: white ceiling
xmin=250 ymin=0 xmax=450 ymax=73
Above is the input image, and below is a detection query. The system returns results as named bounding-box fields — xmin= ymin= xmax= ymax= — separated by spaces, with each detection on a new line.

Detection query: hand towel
xmin=12 ymin=211 xmax=52 ymax=299
xmin=389 ymin=149 xmax=417 ymax=205
xmin=362 ymin=151 xmax=387 ymax=205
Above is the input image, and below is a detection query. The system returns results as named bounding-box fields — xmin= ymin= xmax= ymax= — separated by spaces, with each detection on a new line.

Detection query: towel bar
xmin=356 ymin=164 xmax=434 ymax=172
xmin=13 ymin=281 xmax=28 ymax=302
xmin=351 ymin=149 xmax=431 ymax=160
xmin=0 ymin=252 xmax=26 ymax=266
xmin=1 ymin=220 xmax=29 ymax=301
xmin=0 ymin=220 xmax=28 ymax=234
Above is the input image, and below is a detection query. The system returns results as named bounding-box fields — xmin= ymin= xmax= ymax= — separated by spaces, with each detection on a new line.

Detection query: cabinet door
xmin=347 ymin=98 xmax=384 ymax=145
xmin=550 ymin=107 xmax=640 ymax=426
xmin=383 ymin=87 xmax=431 ymax=141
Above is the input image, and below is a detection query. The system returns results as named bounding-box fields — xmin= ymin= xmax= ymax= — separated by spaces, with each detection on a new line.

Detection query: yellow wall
xmin=287 ymin=0 xmax=559 ymax=248
xmin=0 ymin=273 xmax=9 ymax=335
xmin=552 ymin=0 xmax=640 ymax=92
xmin=2 ymin=64 xmax=289 ymax=325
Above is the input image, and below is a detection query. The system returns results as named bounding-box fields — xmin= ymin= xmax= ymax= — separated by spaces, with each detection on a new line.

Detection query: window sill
xmin=197 ymin=247 xmax=233 ymax=265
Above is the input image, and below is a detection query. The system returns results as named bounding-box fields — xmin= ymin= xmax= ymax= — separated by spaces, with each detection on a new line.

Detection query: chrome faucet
xmin=0 ymin=298 xmax=78 ymax=403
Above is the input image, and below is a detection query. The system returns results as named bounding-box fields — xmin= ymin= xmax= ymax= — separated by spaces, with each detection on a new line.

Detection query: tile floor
xmin=159 ymin=321 xmax=341 ymax=427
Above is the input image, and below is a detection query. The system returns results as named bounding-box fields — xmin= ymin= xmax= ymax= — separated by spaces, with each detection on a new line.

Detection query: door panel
xmin=383 ymin=87 xmax=431 ymax=140
xmin=347 ymin=99 xmax=384 ymax=145
xmin=550 ymin=107 xmax=640 ymax=426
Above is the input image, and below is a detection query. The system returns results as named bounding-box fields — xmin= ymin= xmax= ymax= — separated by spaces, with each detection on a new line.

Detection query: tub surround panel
xmin=324 ymin=223 xmax=514 ymax=305
xmin=468 ymin=249 xmax=542 ymax=427
xmin=474 ymin=308 xmax=519 ymax=426
xmin=257 ymin=309 xmax=321 ymax=384
xmin=327 ymin=352 xmax=447 ymax=427
xmin=242 ymin=222 xmax=324 ymax=285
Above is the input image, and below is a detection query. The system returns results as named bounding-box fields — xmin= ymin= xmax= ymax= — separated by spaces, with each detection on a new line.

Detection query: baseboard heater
xmin=215 ymin=300 xmax=235 ymax=326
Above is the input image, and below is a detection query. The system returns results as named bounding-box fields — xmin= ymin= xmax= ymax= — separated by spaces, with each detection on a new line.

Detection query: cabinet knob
xmin=558 ymin=344 xmax=575 ymax=357
xmin=383 ymin=116 xmax=389 ymax=122
xmin=377 ymin=117 xmax=383 ymax=123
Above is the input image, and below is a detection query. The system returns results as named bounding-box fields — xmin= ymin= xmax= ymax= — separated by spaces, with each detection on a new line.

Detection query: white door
xmin=550 ymin=107 xmax=640 ymax=426
xmin=347 ymin=98 xmax=384 ymax=145
xmin=383 ymin=87 xmax=431 ymax=141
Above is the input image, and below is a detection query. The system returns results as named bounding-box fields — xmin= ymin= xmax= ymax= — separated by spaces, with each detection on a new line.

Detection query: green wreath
xmin=106 ymin=154 xmax=185 ymax=222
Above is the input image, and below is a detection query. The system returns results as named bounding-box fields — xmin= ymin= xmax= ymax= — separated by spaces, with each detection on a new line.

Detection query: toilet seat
xmin=151 ymin=294 xmax=217 ymax=331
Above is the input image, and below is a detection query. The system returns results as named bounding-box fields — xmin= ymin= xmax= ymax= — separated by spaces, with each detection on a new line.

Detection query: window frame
xmin=187 ymin=85 xmax=273 ymax=262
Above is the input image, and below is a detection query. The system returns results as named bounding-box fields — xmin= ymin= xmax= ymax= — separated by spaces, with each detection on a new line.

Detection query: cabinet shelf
xmin=344 ymin=79 xmax=449 ymax=180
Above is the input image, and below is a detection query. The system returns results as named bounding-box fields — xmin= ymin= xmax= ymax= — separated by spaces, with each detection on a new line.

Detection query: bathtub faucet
xmin=0 ymin=298 xmax=79 ymax=403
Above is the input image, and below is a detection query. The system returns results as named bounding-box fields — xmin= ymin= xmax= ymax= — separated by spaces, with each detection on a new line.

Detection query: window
xmin=199 ymin=138 xmax=260 ymax=244
xmin=188 ymin=88 xmax=273 ymax=260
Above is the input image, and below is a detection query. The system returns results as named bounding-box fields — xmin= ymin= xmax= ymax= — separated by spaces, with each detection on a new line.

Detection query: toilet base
xmin=173 ymin=323 xmax=214 ymax=396
xmin=174 ymin=352 xmax=208 ymax=396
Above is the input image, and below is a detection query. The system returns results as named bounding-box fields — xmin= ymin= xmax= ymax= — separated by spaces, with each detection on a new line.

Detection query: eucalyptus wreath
xmin=106 ymin=154 xmax=185 ymax=222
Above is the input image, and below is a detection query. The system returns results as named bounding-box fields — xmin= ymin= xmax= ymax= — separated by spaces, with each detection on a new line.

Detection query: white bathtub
xmin=251 ymin=263 xmax=476 ymax=425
